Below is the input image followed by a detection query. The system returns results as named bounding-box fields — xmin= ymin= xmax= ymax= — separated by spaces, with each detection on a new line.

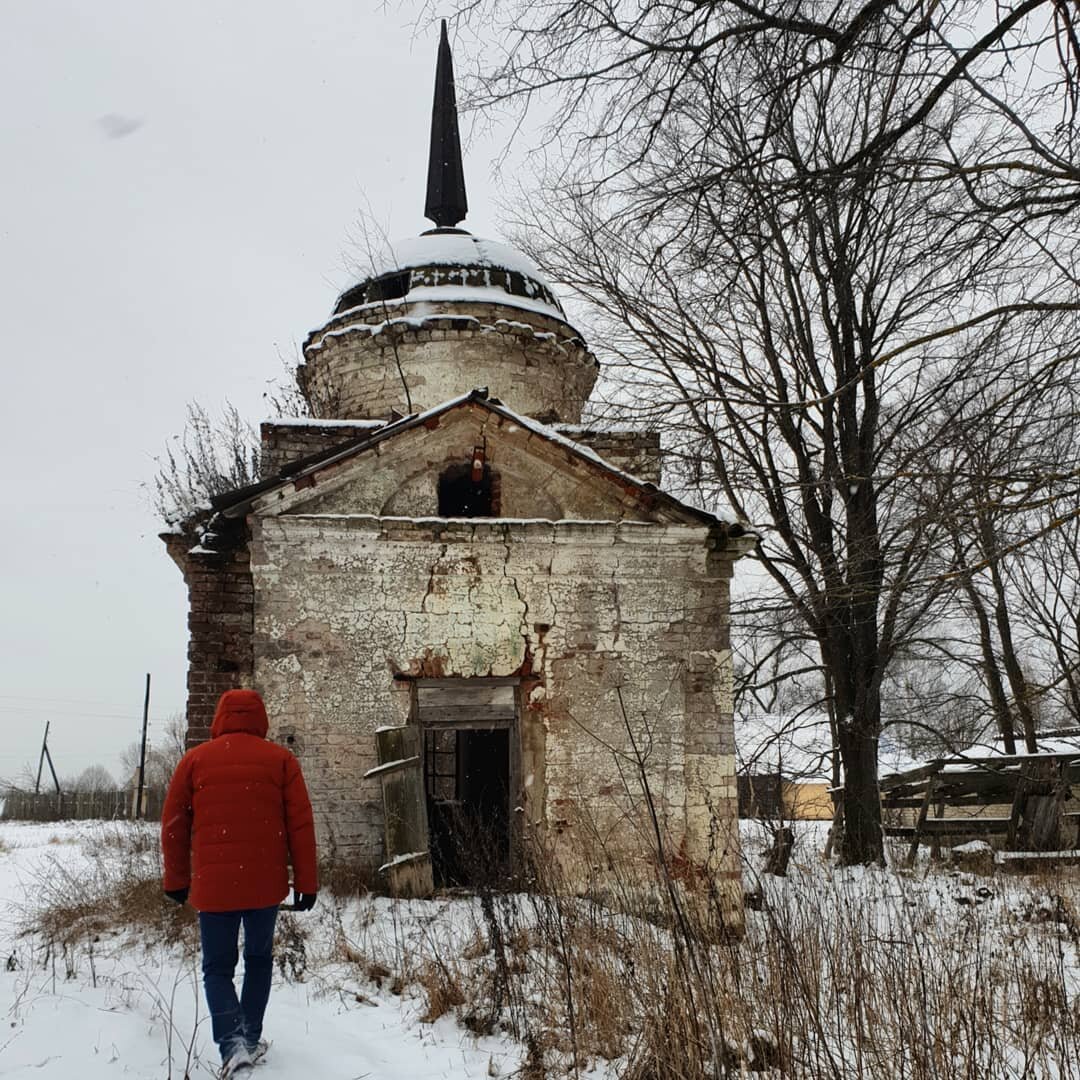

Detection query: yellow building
xmin=736 ymin=713 xmax=836 ymax=822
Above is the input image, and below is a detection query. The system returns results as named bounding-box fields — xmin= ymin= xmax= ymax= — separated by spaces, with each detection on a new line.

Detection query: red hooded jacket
xmin=161 ymin=690 xmax=318 ymax=912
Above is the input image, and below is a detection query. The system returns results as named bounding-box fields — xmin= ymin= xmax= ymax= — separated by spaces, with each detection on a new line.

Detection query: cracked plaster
xmin=250 ymin=511 xmax=742 ymax=921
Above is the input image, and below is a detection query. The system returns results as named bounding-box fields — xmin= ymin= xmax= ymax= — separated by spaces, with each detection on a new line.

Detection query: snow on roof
xmin=306 ymin=307 xmax=577 ymax=357
xmin=400 ymin=284 xmax=563 ymax=320
xmin=877 ymin=728 xmax=1080 ymax=785
xmin=736 ymin=713 xmax=834 ymax=783
xmin=939 ymin=729 xmax=1080 ymax=773
xmin=263 ymin=417 xmax=385 ymax=430
xmin=362 ymin=233 xmax=550 ymax=282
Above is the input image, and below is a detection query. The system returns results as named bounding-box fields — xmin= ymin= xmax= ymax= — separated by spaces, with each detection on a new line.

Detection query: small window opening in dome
xmin=367 ymin=271 xmax=411 ymax=303
xmin=439 ymin=461 xmax=497 ymax=517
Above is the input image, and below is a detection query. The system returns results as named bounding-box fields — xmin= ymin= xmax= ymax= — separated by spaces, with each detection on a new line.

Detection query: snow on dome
xmin=333 ymin=231 xmax=568 ymax=322
xmin=375 ymin=233 xmax=549 ymax=279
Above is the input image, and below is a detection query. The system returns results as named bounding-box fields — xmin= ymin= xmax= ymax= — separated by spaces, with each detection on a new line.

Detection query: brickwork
xmin=259 ymin=419 xmax=384 ymax=479
xmin=552 ymin=426 xmax=663 ymax=484
xmin=299 ymin=300 xmax=598 ymax=423
xmin=165 ymin=528 xmax=255 ymax=747
xmin=249 ymin=514 xmax=744 ymax=921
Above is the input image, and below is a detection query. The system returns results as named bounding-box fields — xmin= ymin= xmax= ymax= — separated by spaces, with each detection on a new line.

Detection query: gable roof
xmin=212 ymin=389 xmax=750 ymax=534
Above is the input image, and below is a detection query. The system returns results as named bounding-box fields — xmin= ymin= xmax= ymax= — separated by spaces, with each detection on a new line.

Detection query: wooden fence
xmin=0 ymin=787 xmax=166 ymax=823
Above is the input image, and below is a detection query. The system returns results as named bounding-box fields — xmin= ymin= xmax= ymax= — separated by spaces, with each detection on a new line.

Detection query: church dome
xmin=297 ymin=22 xmax=598 ymax=424
xmin=333 ymin=232 xmax=567 ymax=322
xmin=301 ymin=232 xmax=597 ymax=423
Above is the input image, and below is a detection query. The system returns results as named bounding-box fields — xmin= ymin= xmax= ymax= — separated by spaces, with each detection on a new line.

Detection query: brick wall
xmin=552 ymin=426 xmax=663 ymax=484
xmin=164 ymin=526 xmax=255 ymax=747
xmin=259 ymin=419 xmax=385 ymax=479
xmin=299 ymin=301 xmax=598 ymax=423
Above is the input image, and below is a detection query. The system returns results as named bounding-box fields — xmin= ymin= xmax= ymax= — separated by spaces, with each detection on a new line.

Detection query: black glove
xmin=165 ymin=887 xmax=189 ymax=906
xmin=293 ymin=891 xmax=317 ymax=912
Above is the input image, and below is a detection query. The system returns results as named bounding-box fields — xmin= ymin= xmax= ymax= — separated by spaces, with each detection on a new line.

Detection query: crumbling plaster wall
xmin=300 ymin=300 xmax=598 ymax=423
xmin=250 ymin=514 xmax=742 ymax=911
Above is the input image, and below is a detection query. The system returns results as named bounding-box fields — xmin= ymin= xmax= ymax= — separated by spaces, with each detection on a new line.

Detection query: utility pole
xmin=35 ymin=721 xmax=61 ymax=795
xmin=44 ymin=742 xmax=60 ymax=794
xmin=34 ymin=721 xmax=49 ymax=794
xmin=135 ymin=673 xmax=151 ymax=820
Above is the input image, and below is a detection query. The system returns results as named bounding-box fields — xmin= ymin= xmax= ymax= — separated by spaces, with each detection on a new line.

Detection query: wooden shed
xmin=880 ymin=729 xmax=1080 ymax=866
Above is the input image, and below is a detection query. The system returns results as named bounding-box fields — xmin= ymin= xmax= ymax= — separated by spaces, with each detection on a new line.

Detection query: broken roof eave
xmin=210 ymin=389 xmax=755 ymax=540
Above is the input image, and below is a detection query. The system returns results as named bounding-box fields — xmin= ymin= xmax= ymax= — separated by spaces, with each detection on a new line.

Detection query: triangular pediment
xmin=243 ymin=394 xmax=715 ymax=527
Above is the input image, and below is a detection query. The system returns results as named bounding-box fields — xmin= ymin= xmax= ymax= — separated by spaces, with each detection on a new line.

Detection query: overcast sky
xmin=0 ymin=2 xmax=520 ymax=784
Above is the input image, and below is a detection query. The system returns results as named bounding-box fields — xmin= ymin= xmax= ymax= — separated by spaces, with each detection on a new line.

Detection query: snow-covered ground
xmin=2 ymin=818 xmax=1079 ymax=1079
xmin=0 ymin=821 xmax=519 ymax=1079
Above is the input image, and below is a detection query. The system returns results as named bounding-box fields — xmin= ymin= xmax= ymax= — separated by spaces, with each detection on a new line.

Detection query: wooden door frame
xmin=403 ymin=675 xmax=523 ymax=879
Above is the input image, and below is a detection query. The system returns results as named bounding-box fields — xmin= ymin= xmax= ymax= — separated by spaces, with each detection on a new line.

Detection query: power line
xmin=0 ymin=693 xmax=160 ymax=707
xmin=0 ymin=704 xmax=175 ymax=722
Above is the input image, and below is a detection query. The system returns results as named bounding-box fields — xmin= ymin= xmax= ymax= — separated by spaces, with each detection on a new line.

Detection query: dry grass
xmin=13 ymin=818 xmax=1080 ymax=1078
xmin=20 ymin=823 xmax=197 ymax=951
xmin=417 ymin=958 xmax=466 ymax=1022
xmin=320 ymin=852 xmax=377 ymax=899
xmin=323 ymin=825 xmax=1080 ymax=1079
xmin=273 ymin=912 xmax=309 ymax=981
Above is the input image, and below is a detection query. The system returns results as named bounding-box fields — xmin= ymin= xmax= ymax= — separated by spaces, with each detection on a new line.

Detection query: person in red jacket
xmin=161 ymin=689 xmax=318 ymax=1079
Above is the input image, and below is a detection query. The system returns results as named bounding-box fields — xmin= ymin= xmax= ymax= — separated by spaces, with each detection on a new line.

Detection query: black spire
xmin=424 ymin=20 xmax=468 ymax=230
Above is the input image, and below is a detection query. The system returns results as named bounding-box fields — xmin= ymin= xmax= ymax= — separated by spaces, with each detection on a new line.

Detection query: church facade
xmin=163 ymin=24 xmax=750 ymax=919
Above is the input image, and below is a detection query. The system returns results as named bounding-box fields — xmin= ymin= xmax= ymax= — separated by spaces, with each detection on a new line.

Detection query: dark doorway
xmin=424 ymin=727 xmax=511 ymax=886
xmin=438 ymin=462 xmax=494 ymax=517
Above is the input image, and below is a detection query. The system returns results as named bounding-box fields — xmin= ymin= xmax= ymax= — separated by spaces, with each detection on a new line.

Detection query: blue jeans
xmin=198 ymin=905 xmax=278 ymax=1062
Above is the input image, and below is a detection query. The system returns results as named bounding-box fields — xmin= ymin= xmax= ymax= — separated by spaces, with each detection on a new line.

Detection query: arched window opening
xmin=438 ymin=460 xmax=496 ymax=517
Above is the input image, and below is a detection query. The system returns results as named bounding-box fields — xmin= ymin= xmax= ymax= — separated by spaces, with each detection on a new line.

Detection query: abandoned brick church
xmin=163 ymin=24 xmax=751 ymax=914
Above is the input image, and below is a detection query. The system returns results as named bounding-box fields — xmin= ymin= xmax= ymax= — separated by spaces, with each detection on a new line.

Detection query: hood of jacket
xmin=210 ymin=689 xmax=269 ymax=739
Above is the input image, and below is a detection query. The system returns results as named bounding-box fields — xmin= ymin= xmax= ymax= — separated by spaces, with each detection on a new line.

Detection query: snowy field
xmin=2 ymin=818 xmax=1079 ymax=1079
xmin=0 ymin=820 xmax=519 ymax=1079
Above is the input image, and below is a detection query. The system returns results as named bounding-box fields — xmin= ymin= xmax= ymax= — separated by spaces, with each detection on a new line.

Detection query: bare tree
xmin=444 ymin=3 xmax=1080 ymax=862
xmin=152 ymin=349 xmax=343 ymax=535
xmin=120 ymin=713 xmax=186 ymax=790
xmin=446 ymin=0 xmax=1080 ymax=212
xmin=152 ymin=401 xmax=260 ymax=533
xmin=69 ymin=764 xmax=116 ymax=794
xmin=904 ymin=320 xmax=1080 ymax=752
xmin=1013 ymin=514 xmax=1080 ymax=726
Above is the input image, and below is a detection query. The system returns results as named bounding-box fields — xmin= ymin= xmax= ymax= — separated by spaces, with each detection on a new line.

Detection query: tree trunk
xmin=960 ymin=568 xmax=1017 ymax=754
xmin=978 ymin=514 xmax=1038 ymax=752
xmin=837 ymin=720 xmax=885 ymax=865
xmin=827 ymin=615 xmax=886 ymax=865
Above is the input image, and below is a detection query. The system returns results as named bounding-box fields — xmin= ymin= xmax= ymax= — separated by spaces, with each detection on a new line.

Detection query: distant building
xmin=163 ymin=25 xmax=752 ymax=917
xmin=736 ymin=713 xmax=836 ymax=821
